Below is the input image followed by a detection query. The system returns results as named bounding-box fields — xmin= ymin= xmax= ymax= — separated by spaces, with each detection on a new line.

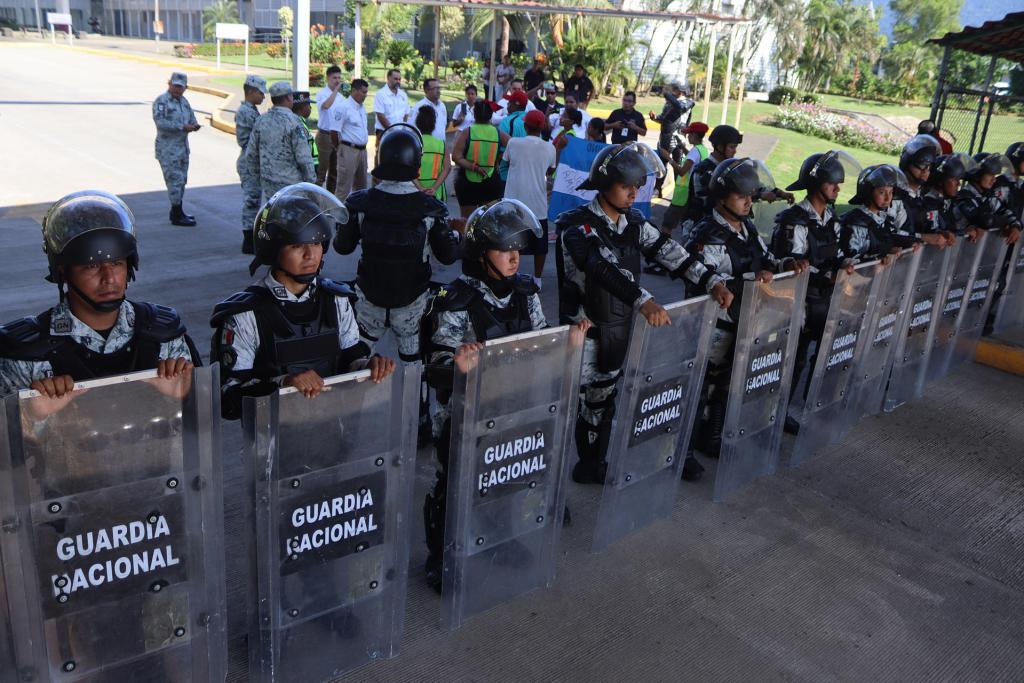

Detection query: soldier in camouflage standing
xmin=236 ymin=74 xmax=266 ymax=255
xmin=152 ymin=71 xmax=201 ymax=227
xmin=244 ymin=81 xmax=316 ymax=203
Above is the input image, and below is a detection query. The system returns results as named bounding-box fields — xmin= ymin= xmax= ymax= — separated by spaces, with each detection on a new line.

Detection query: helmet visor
xmin=814 ymin=150 xmax=862 ymax=185
xmin=467 ymin=199 xmax=543 ymax=251
xmin=903 ymin=134 xmax=942 ymax=168
xmin=42 ymin=191 xmax=136 ymax=258
xmin=260 ymin=182 xmax=349 ymax=241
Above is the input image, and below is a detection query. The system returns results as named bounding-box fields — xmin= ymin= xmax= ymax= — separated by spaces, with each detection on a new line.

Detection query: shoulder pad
xmin=343 ymin=189 xmax=373 ymax=213
xmin=209 ymin=288 xmax=267 ymax=328
xmin=840 ymin=209 xmax=875 ymax=229
xmin=691 ymin=219 xmax=728 ymax=246
xmin=131 ymin=302 xmax=186 ymax=343
xmin=624 ymin=208 xmax=647 ymax=226
xmin=510 ymin=273 xmax=540 ymax=296
xmin=416 ymin=193 xmax=450 ymax=219
xmin=430 ymin=280 xmax=478 ymax=313
xmin=554 ymin=205 xmax=600 ymax=230
xmin=0 ymin=315 xmax=57 ymax=361
xmin=774 ymin=205 xmax=812 ymax=227
xmin=318 ymin=278 xmax=356 ymax=300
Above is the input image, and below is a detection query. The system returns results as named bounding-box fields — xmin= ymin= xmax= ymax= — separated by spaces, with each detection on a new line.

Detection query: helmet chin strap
xmin=482 ymin=254 xmax=515 ymax=297
xmin=67 ymin=281 xmax=124 ymax=314
xmin=717 ymin=199 xmax=748 ymax=222
xmin=275 ymin=255 xmax=323 ymax=285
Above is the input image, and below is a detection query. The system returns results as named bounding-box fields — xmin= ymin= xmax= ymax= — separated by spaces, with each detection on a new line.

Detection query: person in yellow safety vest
xmin=292 ymin=91 xmax=320 ymax=174
xmin=414 ymin=105 xmax=450 ymax=202
xmin=452 ymin=99 xmax=511 ymax=217
xmin=661 ymin=121 xmax=710 ymax=238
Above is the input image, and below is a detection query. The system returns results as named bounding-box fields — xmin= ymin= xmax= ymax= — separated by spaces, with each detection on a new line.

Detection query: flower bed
xmin=766 ymin=102 xmax=905 ymax=155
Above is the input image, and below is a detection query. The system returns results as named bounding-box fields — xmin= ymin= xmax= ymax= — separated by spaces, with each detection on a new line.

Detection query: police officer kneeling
xmin=211 ymin=183 xmax=395 ymax=419
xmin=421 ymin=199 xmax=586 ymax=592
xmin=0 ymin=191 xmax=196 ymax=397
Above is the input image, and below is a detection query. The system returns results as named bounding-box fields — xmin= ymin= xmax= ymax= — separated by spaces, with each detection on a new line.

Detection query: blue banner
xmin=547 ymin=136 xmax=655 ymax=223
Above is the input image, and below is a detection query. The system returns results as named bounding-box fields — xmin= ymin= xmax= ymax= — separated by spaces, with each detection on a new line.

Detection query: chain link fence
xmin=935 ymin=87 xmax=1024 ymax=155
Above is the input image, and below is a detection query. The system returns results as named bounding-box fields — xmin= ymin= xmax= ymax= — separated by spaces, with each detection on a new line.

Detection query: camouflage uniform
xmin=235 ymin=100 xmax=262 ymax=230
xmin=152 ymin=90 xmax=197 ymax=205
xmin=0 ymin=301 xmax=193 ymax=395
xmin=244 ymin=106 xmax=316 ymax=201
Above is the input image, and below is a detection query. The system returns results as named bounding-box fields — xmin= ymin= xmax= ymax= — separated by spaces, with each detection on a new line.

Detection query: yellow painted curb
xmin=52 ymin=43 xmax=238 ymax=75
xmin=975 ymin=337 xmax=1024 ymax=376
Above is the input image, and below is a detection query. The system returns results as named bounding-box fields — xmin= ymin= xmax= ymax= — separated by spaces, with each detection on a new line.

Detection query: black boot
xmin=241 ymin=229 xmax=254 ymax=254
xmin=702 ymin=391 xmax=728 ymax=458
xmin=681 ymin=453 xmax=704 ymax=481
xmin=571 ymin=417 xmax=607 ymax=484
xmin=180 ymin=204 xmax=195 ymax=220
xmin=423 ymin=488 xmax=445 ymax=595
xmin=783 ymin=415 xmax=801 ymax=435
xmin=169 ymin=204 xmax=196 ymax=227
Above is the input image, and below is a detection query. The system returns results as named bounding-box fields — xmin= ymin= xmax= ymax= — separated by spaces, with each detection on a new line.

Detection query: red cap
xmin=485 ymin=99 xmax=501 ymax=112
xmin=506 ymin=91 xmax=529 ymax=107
xmin=523 ymin=110 xmax=546 ymax=129
xmin=682 ymin=121 xmax=709 ymax=135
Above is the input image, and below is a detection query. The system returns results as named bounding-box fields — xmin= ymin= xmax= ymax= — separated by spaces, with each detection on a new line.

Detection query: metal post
xmin=33 ymin=0 xmax=41 ymax=35
xmin=244 ymin=36 xmax=249 ymax=73
xmin=292 ymin=0 xmax=310 ymax=91
xmin=433 ymin=5 xmax=441 ymax=79
xmin=721 ymin=24 xmax=737 ymax=124
xmin=154 ymin=0 xmax=159 ymax=47
xmin=216 ymin=37 xmax=221 ymax=69
xmin=929 ymin=44 xmax=952 ymax=122
xmin=701 ymin=24 xmax=718 ymax=122
xmin=734 ymin=22 xmax=751 ymax=128
xmin=353 ymin=2 xmax=362 ymax=79
xmin=968 ymin=56 xmax=997 ymax=154
xmin=488 ymin=11 xmax=498 ymax=100
xmin=978 ymin=96 xmax=997 ymax=153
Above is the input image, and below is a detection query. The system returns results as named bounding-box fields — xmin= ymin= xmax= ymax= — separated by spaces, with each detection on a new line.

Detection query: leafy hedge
xmin=767 ymin=103 xmax=905 ymax=155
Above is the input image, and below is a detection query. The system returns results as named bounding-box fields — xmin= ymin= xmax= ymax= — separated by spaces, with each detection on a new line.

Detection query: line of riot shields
xmin=0 ymin=231 xmax=1020 ymax=681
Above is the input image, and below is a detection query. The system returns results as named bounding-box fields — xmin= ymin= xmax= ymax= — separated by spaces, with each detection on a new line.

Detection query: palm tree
xmin=202 ymin=0 xmax=238 ymax=42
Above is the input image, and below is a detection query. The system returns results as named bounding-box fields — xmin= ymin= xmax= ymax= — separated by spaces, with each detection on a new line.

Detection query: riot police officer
xmin=922 ymin=153 xmax=975 ymax=238
xmin=0 ymin=191 xmax=196 ymax=397
xmin=333 ymin=123 xmax=462 ymax=366
xmin=770 ymin=150 xmax=860 ymax=434
xmin=840 ymin=164 xmax=918 ymax=262
xmin=556 ymin=142 xmax=733 ymax=484
xmin=685 ymin=159 xmax=806 ymax=459
xmin=891 ymin=134 xmax=951 ymax=247
xmin=420 ymin=199 xmax=574 ymax=592
xmin=951 ymin=153 xmax=1023 ymax=244
xmin=210 ymin=183 xmax=395 ymax=419
xmin=994 ymin=142 xmax=1024 ymax=221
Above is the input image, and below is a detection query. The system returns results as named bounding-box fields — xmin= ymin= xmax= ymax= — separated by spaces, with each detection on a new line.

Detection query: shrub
xmin=173 ymin=44 xmax=194 ymax=58
xmin=800 ymin=93 xmax=820 ymax=105
xmin=309 ymin=63 xmax=325 ymax=87
xmin=265 ymin=42 xmax=285 ymax=58
xmin=309 ymin=32 xmax=343 ymax=64
xmin=768 ymin=85 xmax=801 ymax=105
xmin=767 ymin=102 xmax=906 ymax=155
xmin=450 ymin=56 xmax=482 ymax=88
xmin=384 ymin=39 xmax=417 ymax=67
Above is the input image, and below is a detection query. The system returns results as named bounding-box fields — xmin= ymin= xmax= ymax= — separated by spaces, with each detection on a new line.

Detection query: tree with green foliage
xmin=202 ymin=0 xmax=238 ymax=41
xmin=882 ymin=0 xmax=962 ymax=101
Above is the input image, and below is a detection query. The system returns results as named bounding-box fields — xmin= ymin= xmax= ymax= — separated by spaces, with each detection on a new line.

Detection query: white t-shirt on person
xmin=502 ymin=135 xmax=557 ymax=220
xmin=315 ymin=86 xmax=344 ymax=132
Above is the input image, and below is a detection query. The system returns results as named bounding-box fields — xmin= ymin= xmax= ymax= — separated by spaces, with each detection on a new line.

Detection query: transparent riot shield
xmin=243 ymin=364 xmax=419 ymax=682
xmin=993 ymin=238 xmax=1024 ymax=334
xmin=847 ymin=248 xmax=920 ymax=423
xmin=713 ymin=270 xmax=809 ymax=502
xmin=442 ymin=326 xmax=583 ymax=629
xmin=0 ymin=367 xmax=226 ymax=682
xmin=923 ymin=238 xmax=982 ymax=385
xmin=789 ymin=260 xmax=883 ymax=467
xmin=885 ymin=244 xmax=954 ymax=411
xmin=592 ymin=296 xmax=717 ymax=552
xmin=949 ymin=230 xmax=1008 ymax=369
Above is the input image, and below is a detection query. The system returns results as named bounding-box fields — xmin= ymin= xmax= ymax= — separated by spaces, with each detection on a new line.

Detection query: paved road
xmin=1 ymin=41 xmax=1023 ymax=682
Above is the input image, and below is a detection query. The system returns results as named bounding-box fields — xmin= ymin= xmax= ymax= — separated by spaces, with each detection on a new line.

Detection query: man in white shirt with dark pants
xmin=335 ymin=79 xmax=370 ymax=200
xmin=372 ymin=68 xmax=409 ymax=143
xmin=315 ymin=64 xmax=345 ymax=193
xmin=410 ymin=77 xmax=449 ymax=141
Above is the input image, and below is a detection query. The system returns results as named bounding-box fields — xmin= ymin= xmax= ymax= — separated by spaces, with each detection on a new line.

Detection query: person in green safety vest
xmin=292 ymin=91 xmax=319 ymax=176
xmin=452 ymin=99 xmax=511 ymax=217
xmin=414 ymin=105 xmax=450 ymax=202
xmin=647 ymin=122 xmax=709 ymax=276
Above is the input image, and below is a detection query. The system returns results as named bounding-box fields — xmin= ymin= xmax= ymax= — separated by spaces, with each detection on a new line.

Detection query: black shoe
xmin=169 ymin=205 xmax=196 ymax=227
xmin=425 ymin=554 xmax=443 ymax=595
xmin=180 ymin=206 xmax=196 ymax=221
xmin=784 ymin=415 xmax=801 ymax=435
xmin=417 ymin=420 xmax=434 ymax=448
xmin=681 ymin=454 xmax=704 ymax=481
xmin=241 ymin=229 xmax=254 ymax=254
xmin=572 ymin=458 xmax=607 ymax=485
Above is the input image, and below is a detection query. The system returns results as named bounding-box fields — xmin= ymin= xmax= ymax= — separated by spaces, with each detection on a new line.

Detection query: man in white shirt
xmin=493 ymin=78 xmax=536 ymax=125
xmin=503 ymin=109 xmax=557 ymax=284
xmin=548 ymin=93 xmax=590 ymax=134
xmin=372 ymin=68 xmax=409 ymax=141
xmin=494 ymin=54 xmax=515 ymax=102
xmin=315 ymin=65 xmax=345 ymax=193
xmin=409 ymin=77 xmax=448 ymax=141
xmin=452 ymin=84 xmax=479 ymax=132
xmin=335 ymin=79 xmax=370 ymax=200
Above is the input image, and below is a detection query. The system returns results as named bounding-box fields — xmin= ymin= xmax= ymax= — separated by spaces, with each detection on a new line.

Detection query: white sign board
xmin=46 ymin=12 xmax=72 ymax=24
xmin=215 ymin=22 xmax=249 ymax=40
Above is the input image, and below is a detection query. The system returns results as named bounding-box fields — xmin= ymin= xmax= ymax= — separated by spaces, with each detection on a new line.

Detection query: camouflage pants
xmin=578 ymin=337 xmax=621 ymax=430
xmin=158 ymin=155 xmax=189 ymax=205
xmin=237 ymin=156 xmax=262 ymax=231
xmin=353 ymin=286 xmax=431 ymax=363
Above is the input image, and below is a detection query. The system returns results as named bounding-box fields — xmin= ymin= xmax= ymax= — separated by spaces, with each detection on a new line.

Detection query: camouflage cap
xmin=244 ymin=74 xmax=267 ymax=94
xmin=169 ymin=71 xmax=188 ymax=86
xmin=269 ymin=81 xmax=293 ymax=98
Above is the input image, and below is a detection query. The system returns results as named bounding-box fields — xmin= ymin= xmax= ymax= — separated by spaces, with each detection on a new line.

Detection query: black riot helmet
xmin=1006 ymin=142 xmax=1024 ymax=171
xmin=709 ymin=157 xmax=775 ymax=201
xmin=372 ymin=123 xmax=423 ymax=182
xmin=967 ymin=152 xmax=1013 ymax=183
xmin=42 ymin=190 xmax=139 ymax=312
xmin=576 ymin=142 xmax=665 ymax=194
xmin=850 ymin=164 xmax=905 ymax=206
xmin=250 ymin=183 xmax=348 ymax=282
xmin=707 ymin=124 xmax=743 ymax=151
xmin=786 ymin=150 xmax=861 ymax=192
xmin=928 ymin=153 xmax=975 ymax=193
xmin=899 ymin=134 xmax=942 ymax=174
xmin=462 ymin=199 xmax=543 ymax=296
